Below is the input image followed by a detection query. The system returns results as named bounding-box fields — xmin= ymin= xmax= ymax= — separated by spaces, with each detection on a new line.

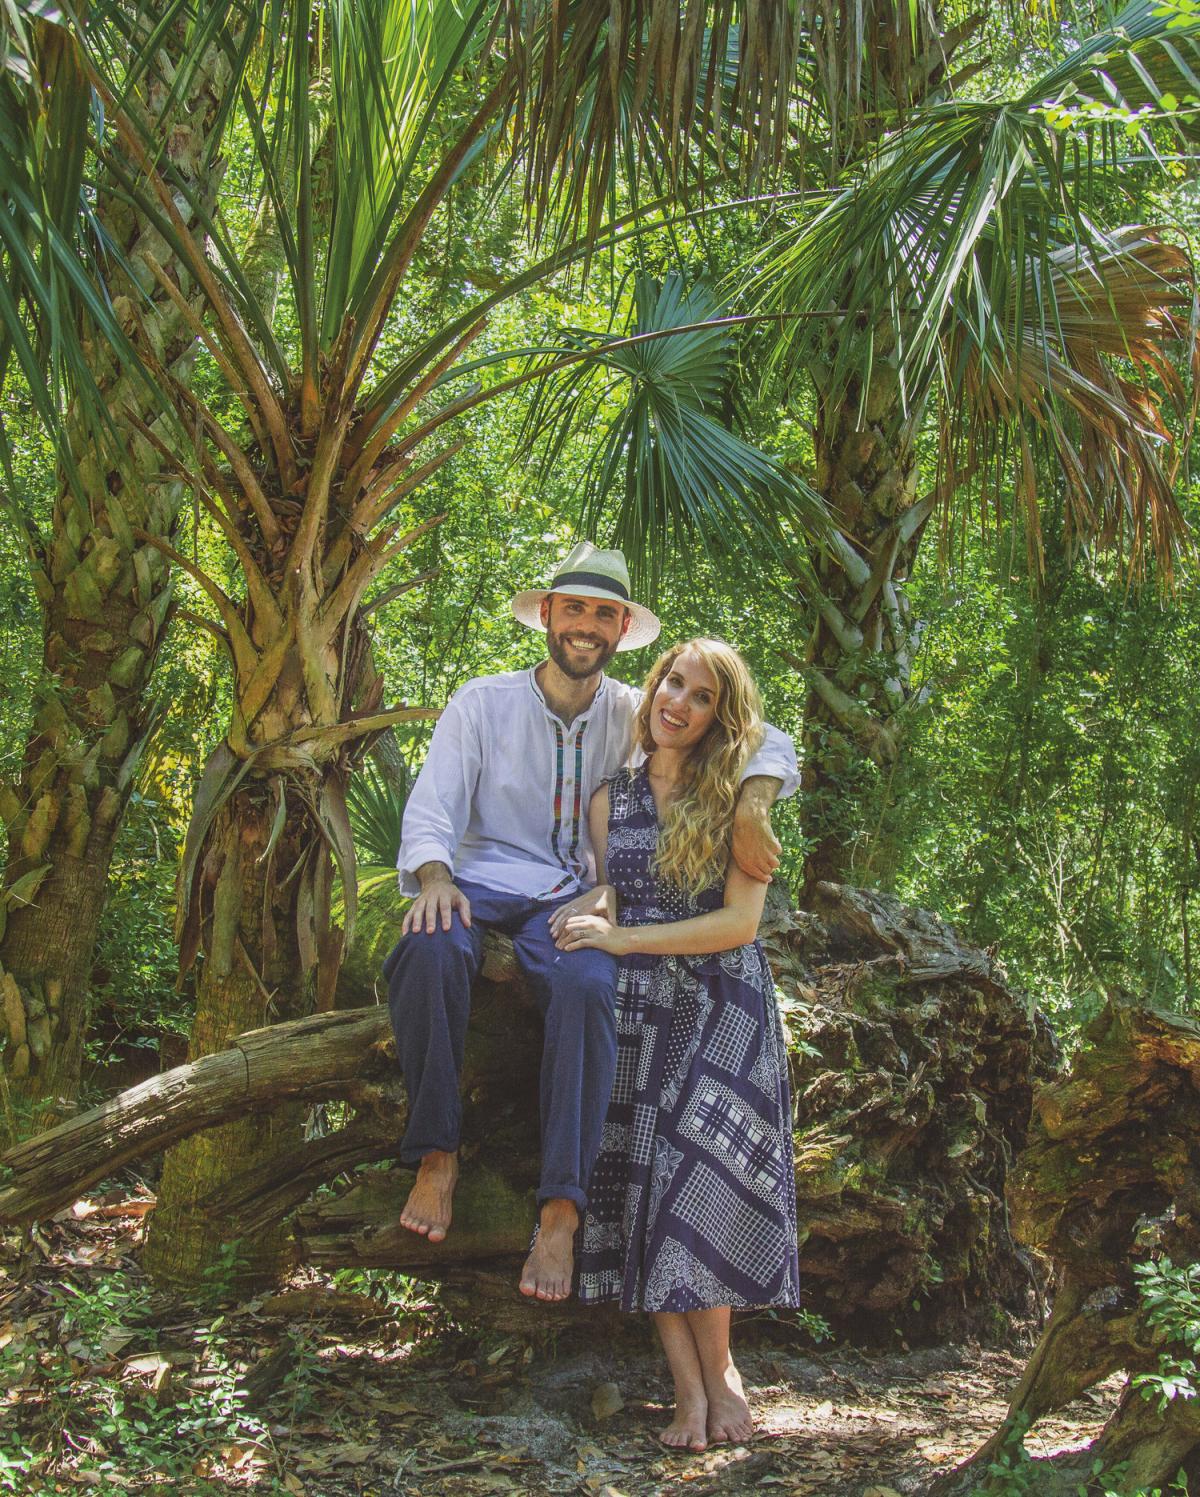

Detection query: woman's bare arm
xmin=558 ymin=861 xmax=768 ymax=958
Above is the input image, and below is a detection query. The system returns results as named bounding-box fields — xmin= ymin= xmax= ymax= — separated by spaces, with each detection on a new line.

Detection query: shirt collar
xmin=528 ymin=664 xmax=607 ymax=722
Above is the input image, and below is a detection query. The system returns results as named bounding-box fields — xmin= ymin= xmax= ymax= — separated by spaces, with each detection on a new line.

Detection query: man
xmin=384 ymin=542 xmax=797 ymax=1301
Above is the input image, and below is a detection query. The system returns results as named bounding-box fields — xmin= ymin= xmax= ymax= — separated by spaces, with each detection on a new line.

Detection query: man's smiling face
xmin=541 ymin=593 xmax=630 ymax=680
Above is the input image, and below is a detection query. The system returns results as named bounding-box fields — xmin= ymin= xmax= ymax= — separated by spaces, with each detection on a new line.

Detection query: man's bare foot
xmin=399 ymin=1150 xmax=458 ymax=1243
xmin=519 ymin=1199 xmax=577 ymax=1300
xmin=705 ymin=1361 xmax=753 ymax=1444
xmin=660 ymin=1395 xmax=708 ymax=1452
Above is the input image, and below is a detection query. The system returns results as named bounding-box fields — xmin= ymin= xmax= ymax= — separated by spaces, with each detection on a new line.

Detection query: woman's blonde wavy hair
xmin=633 ymin=638 xmax=764 ymax=894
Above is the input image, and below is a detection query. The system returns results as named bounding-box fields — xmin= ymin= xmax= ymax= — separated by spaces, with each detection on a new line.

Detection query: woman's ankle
xmin=671 ymin=1373 xmax=707 ymax=1408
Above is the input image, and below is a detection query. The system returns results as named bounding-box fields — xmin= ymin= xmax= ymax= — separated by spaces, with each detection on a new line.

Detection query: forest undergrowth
xmin=0 ymin=1182 xmax=1150 ymax=1497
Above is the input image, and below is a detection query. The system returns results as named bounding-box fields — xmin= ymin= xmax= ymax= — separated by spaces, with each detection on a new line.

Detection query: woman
xmin=551 ymin=638 xmax=800 ymax=1453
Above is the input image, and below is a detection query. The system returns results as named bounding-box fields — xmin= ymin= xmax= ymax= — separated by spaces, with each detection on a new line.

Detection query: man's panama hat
xmin=511 ymin=541 xmax=661 ymax=652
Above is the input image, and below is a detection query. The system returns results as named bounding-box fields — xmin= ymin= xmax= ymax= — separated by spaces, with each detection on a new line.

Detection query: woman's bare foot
xmin=660 ymin=1395 xmax=708 ymax=1452
xmin=519 ymin=1199 xmax=577 ymax=1300
xmin=705 ymin=1361 xmax=753 ymax=1444
xmin=399 ymin=1150 xmax=458 ymax=1243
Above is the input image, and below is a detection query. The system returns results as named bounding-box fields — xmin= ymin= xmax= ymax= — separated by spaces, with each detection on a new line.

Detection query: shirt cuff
xmin=741 ymin=752 xmax=799 ymax=799
xmin=396 ymin=841 xmax=455 ymax=898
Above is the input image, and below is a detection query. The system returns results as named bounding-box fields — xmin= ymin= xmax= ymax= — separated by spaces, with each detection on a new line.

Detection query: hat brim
xmin=511 ymin=585 xmax=661 ymax=651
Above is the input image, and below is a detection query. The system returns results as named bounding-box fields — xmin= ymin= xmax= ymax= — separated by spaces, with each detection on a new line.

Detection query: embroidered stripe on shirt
xmin=567 ymin=722 xmax=587 ymax=871
xmin=550 ymin=722 xmax=565 ymax=858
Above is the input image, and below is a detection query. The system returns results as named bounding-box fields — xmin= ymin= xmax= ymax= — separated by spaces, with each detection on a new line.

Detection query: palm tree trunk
xmin=142 ymin=789 xmax=314 ymax=1288
xmin=798 ymin=353 xmax=930 ymax=889
xmin=144 ymin=606 xmax=376 ymax=1287
xmin=0 ymin=33 xmax=233 ymax=1132
xmin=792 ymin=3 xmax=984 ymax=891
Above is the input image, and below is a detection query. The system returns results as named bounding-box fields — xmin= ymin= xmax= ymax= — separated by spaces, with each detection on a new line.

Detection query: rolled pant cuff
xmin=399 ymin=1141 xmax=459 ymax=1168
xmin=536 ymin=1184 xmax=588 ymax=1213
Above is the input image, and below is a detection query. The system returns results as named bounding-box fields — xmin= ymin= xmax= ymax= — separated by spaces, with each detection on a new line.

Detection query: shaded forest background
xmin=1 ymin=0 xmax=1200 ymax=1490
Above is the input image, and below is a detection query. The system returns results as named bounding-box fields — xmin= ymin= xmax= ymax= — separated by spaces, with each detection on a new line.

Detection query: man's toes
xmin=426 ymin=1224 xmax=446 ymax=1243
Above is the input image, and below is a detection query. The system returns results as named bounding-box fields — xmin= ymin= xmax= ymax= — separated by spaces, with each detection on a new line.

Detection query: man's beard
xmin=546 ymin=624 xmax=619 ymax=680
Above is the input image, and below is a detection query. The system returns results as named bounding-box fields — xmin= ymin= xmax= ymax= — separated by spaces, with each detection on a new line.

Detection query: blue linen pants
xmin=383 ymin=880 xmax=619 ymax=1212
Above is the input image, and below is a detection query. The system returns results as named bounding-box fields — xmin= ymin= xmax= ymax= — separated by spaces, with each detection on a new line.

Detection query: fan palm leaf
xmin=744 ymin=0 xmax=1199 ymax=571
xmin=519 ymin=271 xmax=830 ymax=594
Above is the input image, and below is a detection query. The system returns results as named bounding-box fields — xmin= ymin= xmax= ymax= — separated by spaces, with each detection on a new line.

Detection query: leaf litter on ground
xmin=0 ymin=1192 xmax=1125 ymax=1496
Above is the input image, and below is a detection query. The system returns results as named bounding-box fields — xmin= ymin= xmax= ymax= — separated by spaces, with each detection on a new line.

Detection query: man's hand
xmin=548 ymin=884 xmax=616 ymax=940
xmin=731 ymin=776 xmax=783 ymax=884
xmin=403 ymin=863 xmax=471 ymax=935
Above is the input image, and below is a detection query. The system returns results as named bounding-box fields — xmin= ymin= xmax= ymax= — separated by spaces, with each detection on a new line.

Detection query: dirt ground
xmin=0 ymin=1190 xmax=1118 ymax=1496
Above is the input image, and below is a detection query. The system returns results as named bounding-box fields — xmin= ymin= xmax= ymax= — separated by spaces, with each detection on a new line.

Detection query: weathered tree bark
xmin=796 ymin=362 xmax=928 ymax=889
xmin=0 ymin=26 xmax=232 ymax=1128
xmin=142 ymin=790 xmax=324 ymax=1287
xmin=932 ymin=1002 xmax=1200 ymax=1494
xmin=0 ymin=885 xmax=1042 ymax=1338
xmin=0 ymin=1006 xmax=396 ymax=1224
xmin=768 ymin=882 xmax=1048 ymax=1338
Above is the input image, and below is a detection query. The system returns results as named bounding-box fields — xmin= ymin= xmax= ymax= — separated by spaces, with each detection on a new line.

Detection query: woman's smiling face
xmin=650 ymin=647 xmax=720 ymax=754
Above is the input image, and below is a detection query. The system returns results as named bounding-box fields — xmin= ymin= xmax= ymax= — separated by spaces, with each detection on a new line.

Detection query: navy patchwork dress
xmin=577 ymin=766 xmax=801 ymax=1313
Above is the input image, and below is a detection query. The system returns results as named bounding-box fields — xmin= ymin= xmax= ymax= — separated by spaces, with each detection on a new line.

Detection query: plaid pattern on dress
xmin=577 ymin=766 xmax=801 ymax=1314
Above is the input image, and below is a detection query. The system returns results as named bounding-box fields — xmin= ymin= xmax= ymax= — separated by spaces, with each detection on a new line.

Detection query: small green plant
xmin=760 ymin=1305 xmax=832 ymax=1344
xmin=1077 ymin=1458 xmax=1187 ymax=1497
xmin=912 ymin=1253 xmax=946 ymax=1312
xmin=0 ymin=1262 xmax=294 ymax=1493
xmin=969 ymin=1415 xmax=1040 ymax=1496
xmin=1132 ymin=1259 xmax=1200 ymax=1412
xmin=199 ymin=1239 xmax=252 ymax=1304
xmin=796 ymin=1307 xmax=832 ymax=1345
xmin=330 ymin=1264 xmax=428 ymax=1312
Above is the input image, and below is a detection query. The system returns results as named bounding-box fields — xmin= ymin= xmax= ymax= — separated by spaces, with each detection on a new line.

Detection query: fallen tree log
xmin=1 ymin=883 xmax=1043 ymax=1339
xmin=0 ymin=1007 xmax=397 ymax=1223
xmin=761 ymin=883 xmax=1047 ymax=1339
xmin=932 ymin=1001 xmax=1200 ymax=1495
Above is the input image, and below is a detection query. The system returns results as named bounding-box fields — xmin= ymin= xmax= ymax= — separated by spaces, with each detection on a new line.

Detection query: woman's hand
xmin=549 ymin=884 xmax=616 ymax=941
xmin=555 ymin=912 xmax=631 ymax=956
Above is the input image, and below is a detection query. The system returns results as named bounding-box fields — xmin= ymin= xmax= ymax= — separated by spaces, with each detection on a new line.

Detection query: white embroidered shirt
xmin=396 ymin=666 xmax=799 ymax=900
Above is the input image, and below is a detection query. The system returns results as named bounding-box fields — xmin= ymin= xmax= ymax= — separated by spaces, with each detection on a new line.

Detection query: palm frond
xmin=345 ymin=757 xmax=409 ymax=868
xmin=323 ymin=0 xmax=488 ymax=339
xmin=1035 ymin=0 xmax=1200 ymax=140
xmin=0 ymin=4 xmax=137 ymax=462
xmin=943 ymin=228 xmax=1194 ymax=576
xmin=519 ymin=271 xmax=830 ymax=595
xmin=742 ymin=0 xmax=1200 ymax=572
xmin=507 ymin=1 xmax=806 ymax=244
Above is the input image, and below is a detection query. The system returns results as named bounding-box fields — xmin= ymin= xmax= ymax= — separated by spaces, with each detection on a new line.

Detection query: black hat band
xmin=549 ymin=569 xmax=630 ymax=600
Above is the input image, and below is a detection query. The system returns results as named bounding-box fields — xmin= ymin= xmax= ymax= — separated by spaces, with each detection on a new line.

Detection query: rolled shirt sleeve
xmin=396 ymin=688 xmax=482 ymax=896
xmin=745 ymin=720 xmax=800 ymax=799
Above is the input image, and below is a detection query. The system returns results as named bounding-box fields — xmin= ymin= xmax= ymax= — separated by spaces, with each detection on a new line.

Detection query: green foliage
xmin=346 ymin=760 xmax=409 ymax=869
xmin=970 ymin=1416 xmax=1043 ymax=1496
xmin=894 ymin=523 xmax=1200 ymax=1029
xmin=0 ymin=1265 xmax=310 ymax=1495
xmin=969 ymin=1410 xmax=1188 ymax=1496
xmin=520 ymin=270 xmax=827 ymax=597
xmin=1132 ymin=1259 xmax=1200 ymax=1412
xmin=761 ymin=1305 xmax=833 ymax=1345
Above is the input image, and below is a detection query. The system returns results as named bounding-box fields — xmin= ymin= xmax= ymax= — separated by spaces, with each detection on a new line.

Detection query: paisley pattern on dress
xmin=578 ymin=766 xmax=801 ymax=1313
